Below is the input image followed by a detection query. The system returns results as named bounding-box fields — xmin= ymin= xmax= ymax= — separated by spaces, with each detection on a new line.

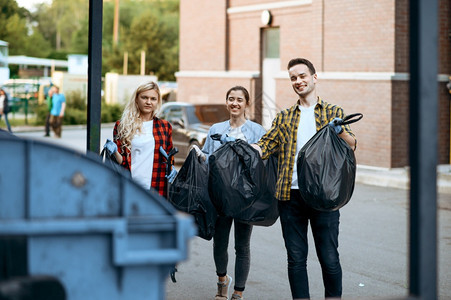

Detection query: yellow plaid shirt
xmin=257 ymin=97 xmax=356 ymax=201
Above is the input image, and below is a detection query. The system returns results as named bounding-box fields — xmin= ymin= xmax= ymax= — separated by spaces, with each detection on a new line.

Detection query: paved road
xmin=14 ymin=124 xmax=116 ymax=154
xmin=14 ymin=127 xmax=451 ymax=299
xmin=165 ymin=184 xmax=451 ymax=300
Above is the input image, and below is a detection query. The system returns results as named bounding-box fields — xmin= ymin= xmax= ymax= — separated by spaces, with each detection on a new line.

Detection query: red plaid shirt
xmin=113 ymin=117 xmax=174 ymax=197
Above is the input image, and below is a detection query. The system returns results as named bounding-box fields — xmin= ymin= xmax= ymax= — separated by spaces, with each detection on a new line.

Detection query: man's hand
xmin=104 ymin=139 xmax=118 ymax=156
xmin=166 ymin=168 xmax=178 ymax=183
xmin=220 ymin=133 xmax=236 ymax=144
xmin=329 ymin=118 xmax=344 ymax=134
xmin=250 ymin=144 xmax=263 ymax=157
xmin=191 ymin=144 xmax=206 ymax=162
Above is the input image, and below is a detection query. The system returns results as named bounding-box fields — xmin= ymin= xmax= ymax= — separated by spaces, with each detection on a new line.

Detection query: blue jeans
xmin=0 ymin=113 xmax=12 ymax=133
xmin=213 ymin=216 xmax=253 ymax=292
xmin=279 ymin=189 xmax=342 ymax=299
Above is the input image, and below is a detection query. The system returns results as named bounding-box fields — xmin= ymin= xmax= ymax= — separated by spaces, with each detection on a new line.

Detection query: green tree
xmin=32 ymin=2 xmax=57 ymax=50
xmin=0 ymin=0 xmax=27 ymax=53
xmin=71 ymin=17 xmax=89 ymax=54
xmin=3 ymin=0 xmax=180 ymax=81
xmin=32 ymin=0 xmax=88 ymax=52
xmin=2 ymin=14 xmax=28 ymax=54
xmin=0 ymin=0 xmax=51 ymax=57
xmin=23 ymin=30 xmax=52 ymax=57
xmin=119 ymin=1 xmax=179 ymax=80
xmin=0 ymin=0 xmax=28 ymax=31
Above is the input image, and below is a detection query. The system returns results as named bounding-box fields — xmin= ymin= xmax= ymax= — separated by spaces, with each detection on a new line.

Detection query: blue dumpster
xmin=0 ymin=134 xmax=196 ymax=300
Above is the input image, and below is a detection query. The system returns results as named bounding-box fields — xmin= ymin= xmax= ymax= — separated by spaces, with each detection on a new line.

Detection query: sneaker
xmin=231 ymin=294 xmax=243 ymax=299
xmin=215 ymin=275 xmax=232 ymax=300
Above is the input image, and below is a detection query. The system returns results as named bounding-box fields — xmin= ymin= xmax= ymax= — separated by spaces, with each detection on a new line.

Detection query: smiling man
xmin=252 ymin=57 xmax=357 ymax=299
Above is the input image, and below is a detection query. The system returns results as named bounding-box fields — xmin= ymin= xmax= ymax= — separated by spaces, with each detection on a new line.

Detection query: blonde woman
xmin=104 ymin=81 xmax=177 ymax=196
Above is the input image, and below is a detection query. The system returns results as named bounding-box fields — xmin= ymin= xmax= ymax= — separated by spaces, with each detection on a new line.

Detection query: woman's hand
xmin=220 ymin=133 xmax=236 ymax=144
xmin=191 ymin=145 xmax=206 ymax=161
xmin=104 ymin=139 xmax=118 ymax=155
xmin=166 ymin=168 xmax=178 ymax=183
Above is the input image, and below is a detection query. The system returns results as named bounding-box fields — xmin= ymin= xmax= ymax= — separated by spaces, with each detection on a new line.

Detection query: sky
xmin=16 ymin=0 xmax=52 ymax=12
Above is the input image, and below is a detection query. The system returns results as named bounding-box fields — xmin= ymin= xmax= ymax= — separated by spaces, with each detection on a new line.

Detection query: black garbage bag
xmin=297 ymin=113 xmax=363 ymax=211
xmin=169 ymin=148 xmax=217 ymax=240
xmin=100 ymin=147 xmax=123 ymax=173
xmin=208 ymin=139 xmax=277 ymax=224
xmin=233 ymin=154 xmax=279 ymax=226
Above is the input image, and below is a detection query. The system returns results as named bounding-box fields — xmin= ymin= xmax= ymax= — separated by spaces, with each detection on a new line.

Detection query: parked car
xmin=157 ymin=102 xmax=229 ymax=162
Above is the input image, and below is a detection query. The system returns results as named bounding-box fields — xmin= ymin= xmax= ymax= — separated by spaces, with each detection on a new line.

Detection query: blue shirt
xmin=50 ymin=93 xmax=66 ymax=116
xmin=202 ymin=119 xmax=267 ymax=160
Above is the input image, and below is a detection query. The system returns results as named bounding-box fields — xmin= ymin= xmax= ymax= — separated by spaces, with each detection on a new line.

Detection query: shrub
xmin=32 ymin=90 xmax=124 ymax=125
xmin=33 ymin=104 xmax=49 ymax=125
xmin=62 ymin=90 xmax=87 ymax=125
xmin=63 ymin=108 xmax=87 ymax=125
xmin=101 ymin=101 xmax=123 ymax=123
xmin=66 ymin=90 xmax=87 ymax=111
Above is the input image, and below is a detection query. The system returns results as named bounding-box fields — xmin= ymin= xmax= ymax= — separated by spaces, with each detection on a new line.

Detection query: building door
xmin=261 ymin=28 xmax=280 ymax=129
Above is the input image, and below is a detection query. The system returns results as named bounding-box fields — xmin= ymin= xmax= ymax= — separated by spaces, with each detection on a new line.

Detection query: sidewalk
xmin=357 ymin=164 xmax=451 ymax=192
xmin=357 ymin=164 xmax=451 ymax=210
xmin=10 ymin=123 xmax=116 ymax=133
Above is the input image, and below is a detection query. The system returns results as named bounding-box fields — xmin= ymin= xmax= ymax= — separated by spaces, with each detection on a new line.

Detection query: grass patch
xmin=1 ymin=115 xmax=39 ymax=127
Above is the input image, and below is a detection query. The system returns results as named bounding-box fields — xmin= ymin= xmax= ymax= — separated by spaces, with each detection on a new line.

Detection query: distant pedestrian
xmin=104 ymin=81 xmax=177 ymax=196
xmin=252 ymin=58 xmax=357 ymax=299
xmin=0 ymin=88 xmax=12 ymax=133
xmin=49 ymin=86 xmax=66 ymax=138
xmin=44 ymin=86 xmax=53 ymax=137
xmin=193 ymin=86 xmax=266 ymax=300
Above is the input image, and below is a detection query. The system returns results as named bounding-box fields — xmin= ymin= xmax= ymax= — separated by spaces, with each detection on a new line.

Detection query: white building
xmin=0 ymin=40 xmax=10 ymax=85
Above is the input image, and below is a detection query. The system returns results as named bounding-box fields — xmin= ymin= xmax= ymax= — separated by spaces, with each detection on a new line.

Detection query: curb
xmin=356 ymin=166 xmax=451 ymax=210
xmin=10 ymin=123 xmax=116 ymax=133
xmin=356 ymin=166 xmax=451 ymax=194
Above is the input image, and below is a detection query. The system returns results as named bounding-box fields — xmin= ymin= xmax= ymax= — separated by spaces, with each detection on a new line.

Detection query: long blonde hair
xmin=117 ymin=81 xmax=162 ymax=150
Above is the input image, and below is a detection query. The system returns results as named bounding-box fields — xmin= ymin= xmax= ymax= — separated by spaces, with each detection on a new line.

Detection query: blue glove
xmin=329 ymin=118 xmax=344 ymax=134
xmin=166 ymin=168 xmax=178 ymax=184
xmin=104 ymin=139 xmax=118 ymax=155
xmin=220 ymin=133 xmax=236 ymax=144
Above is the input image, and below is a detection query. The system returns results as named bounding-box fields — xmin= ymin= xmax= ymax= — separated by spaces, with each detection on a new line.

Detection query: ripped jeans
xmin=213 ymin=216 xmax=253 ymax=292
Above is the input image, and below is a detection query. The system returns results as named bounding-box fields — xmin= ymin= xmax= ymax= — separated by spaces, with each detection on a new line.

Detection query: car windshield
xmin=186 ymin=105 xmax=229 ymax=125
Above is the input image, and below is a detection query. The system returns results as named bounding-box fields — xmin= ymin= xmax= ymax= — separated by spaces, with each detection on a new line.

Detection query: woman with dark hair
xmin=0 ymin=88 xmax=12 ymax=132
xmin=104 ymin=81 xmax=177 ymax=196
xmin=192 ymin=86 xmax=266 ymax=300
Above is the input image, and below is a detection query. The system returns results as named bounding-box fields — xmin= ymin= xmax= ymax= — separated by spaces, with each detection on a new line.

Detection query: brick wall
xmin=391 ymin=81 xmax=409 ymax=167
xmin=324 ymin=0 xmax=395 ymax=72
xmin=395 ymin=0 xmax=409 ymax=72
xmin=228 ymin=12 xmax=261 ymax=70
xmin=277 ymin=4 xmax=323 ymax=70
xmin=439 ymin=85 xmax=450 ymax=164
xmin=179 ymin=0 xmax=227 ymax=71
xmin=439 ymin=0 xmax=451 ymax=73
xmin=178 ymin=0 xmax=451 ymax=168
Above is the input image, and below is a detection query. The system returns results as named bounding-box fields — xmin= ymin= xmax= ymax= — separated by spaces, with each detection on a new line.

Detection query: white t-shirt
xmin=0 ymin=95 xmax=4 ymax=110
xmin=292 ymin=104 xmax=317 ymax=188
xmin=131 ymin=120 xmax=155 ymax=190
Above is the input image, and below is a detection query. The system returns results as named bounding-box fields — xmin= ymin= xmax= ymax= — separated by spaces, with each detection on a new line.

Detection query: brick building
xmin=176 ymin=0 xmax=451 ymax=168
